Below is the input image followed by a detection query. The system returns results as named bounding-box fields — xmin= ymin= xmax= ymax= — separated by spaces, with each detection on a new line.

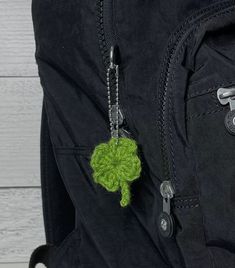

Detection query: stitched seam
xmin=55 ymin=146 xmax=92 ymax=150
xmin=55 ymin=146 xmax=92 ymax=149
xmin=187 ymin=107 xmax=227 ymax=120
xmin=55 ymin=152 xmax=91 ymax=156
xmin=165 ymin=1 xmax=234 ymax=47
xmin=174 ymin=198 xmax=198 ymax=203
xmin=174 ymin=204 xmax=199 ymax=209
xmin=55 ymin=147 xmax=92 ymax=157
xmin=187 ymin=80 xmax=235 ymax=99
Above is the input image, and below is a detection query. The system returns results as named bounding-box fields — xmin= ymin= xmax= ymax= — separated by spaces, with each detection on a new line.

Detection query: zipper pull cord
xmin=107 ymin=45 xmax=119 ymax=142
xmin=90 ymin=45 xmax=142 ymax=207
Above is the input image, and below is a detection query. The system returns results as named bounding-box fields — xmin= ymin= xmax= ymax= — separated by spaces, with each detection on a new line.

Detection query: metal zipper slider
xmin=217 ymin=87 xmax=235 ymax=135
xmin=111 ymin=105 xmax=132 ymax=138
xmin=109 ymin=45 xmax=119 ymax=69
xmin=111 ymin=104 xmax=124 ymax=126
xmin=158 ymin=181 xmax=175 ymax=238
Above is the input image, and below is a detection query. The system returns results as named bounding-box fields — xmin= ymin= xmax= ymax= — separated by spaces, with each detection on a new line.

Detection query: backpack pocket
xmin=157 ymin=1 xmax=235 ymax=267
xmin=53 ymin=145 xmax=172 ymax=267
xmin=186 ymin=23 xmax=235 ymax=267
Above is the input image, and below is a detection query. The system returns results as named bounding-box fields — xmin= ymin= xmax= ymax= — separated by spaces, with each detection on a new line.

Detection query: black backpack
xmin=29 ymin=0 xmax=235 ymax=267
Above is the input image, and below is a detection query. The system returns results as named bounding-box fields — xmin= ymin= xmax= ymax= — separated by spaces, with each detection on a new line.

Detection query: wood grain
xmin=0 ymin=0 xmax=46 ymax=264
xmin=0 ymin=264 xmax=45 ymax=268
xmin=0 ymin=264 xmax=32 ymax=268
xmin=0 ymin=0 xmax=37 ymax=76
xmin=0 ymin=188 xmax=45 ymax=263
xmin=0 ymin=264 xmax=46 ymax=268
xmin=0 ymin=77 xmax=43 ymax=187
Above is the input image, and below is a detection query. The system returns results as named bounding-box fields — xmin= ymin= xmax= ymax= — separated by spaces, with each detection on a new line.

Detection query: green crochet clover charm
xmin=90 ymin=137 xmax=141 ymax=207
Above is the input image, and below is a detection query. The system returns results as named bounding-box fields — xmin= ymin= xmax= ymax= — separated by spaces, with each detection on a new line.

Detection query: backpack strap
xmin=28 ymin=244 xmax=56 ymax=268
xmin=28 ymin=97 xmax=76 ymax=266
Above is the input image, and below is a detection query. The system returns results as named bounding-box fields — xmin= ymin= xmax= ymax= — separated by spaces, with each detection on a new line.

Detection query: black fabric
xmin=40 ymin=98 xmax=75 ymax=245
xmin=29 ymin=0 xmax=235 ymax=267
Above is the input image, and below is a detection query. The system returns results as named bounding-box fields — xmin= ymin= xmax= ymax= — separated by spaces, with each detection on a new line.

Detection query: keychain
xmin=90 ymin=46 xmax=141 ymax=207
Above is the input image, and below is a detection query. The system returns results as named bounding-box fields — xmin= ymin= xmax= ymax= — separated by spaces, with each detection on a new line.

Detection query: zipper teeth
xmin=159 ymin=0 xmax=235 ymax=185
xmin=96 ymin=0 xmax=137 ymax=139
xmin=96 ymin=0 xmax=110 ymax=67
xmin=96 ymin=0 xmax=116 ymax=120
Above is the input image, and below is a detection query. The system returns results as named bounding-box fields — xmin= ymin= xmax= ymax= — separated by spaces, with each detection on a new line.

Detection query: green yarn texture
xmin=90 ymin=137 xmax=141 ymax=207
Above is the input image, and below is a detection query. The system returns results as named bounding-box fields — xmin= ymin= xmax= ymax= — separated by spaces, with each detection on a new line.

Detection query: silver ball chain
xmin=106 ymin=46 xmax=119 ymax=142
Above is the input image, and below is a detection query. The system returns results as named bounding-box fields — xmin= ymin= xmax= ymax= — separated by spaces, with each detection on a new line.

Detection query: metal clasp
xmin=217 ymin=87 xmax=235 ymax=110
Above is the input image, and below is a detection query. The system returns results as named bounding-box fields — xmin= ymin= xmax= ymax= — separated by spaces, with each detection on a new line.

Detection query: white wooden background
xmin=0 ymin=0 xmax=45 ymax=267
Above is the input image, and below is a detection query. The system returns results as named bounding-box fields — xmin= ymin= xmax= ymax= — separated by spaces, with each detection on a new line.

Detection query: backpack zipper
xmin=158 ymin=0 xmax=235 ymax=237
xmin=97 ymin=0 xmax=235 ymax=236
xmin=96 ymin=0 xmax=133 ymax=138
xmin=97 ymin=0 xmax=115 ymax=67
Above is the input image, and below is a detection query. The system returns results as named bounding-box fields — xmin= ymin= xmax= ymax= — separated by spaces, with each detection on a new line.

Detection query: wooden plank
xmin=0 ymin=264 xmax=26 ymax=268
xmin=0 ymin=0 xmax=37 ymax=76
xmin=0 ymin=188 xmax=45 ymax=263
xmin=0 ymin=264 xmax=31 ymax=268
xmin=0 ymin=263 xmax=45 ymax=268
xmin=0 ymin=77 xmax=43 ymax=187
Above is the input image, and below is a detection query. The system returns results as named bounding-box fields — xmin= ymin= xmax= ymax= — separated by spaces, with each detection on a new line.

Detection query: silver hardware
xmin=217 ymin=87 xmax=235 ymax=110
xmin=160 ymin=218 xmax=168 ymax=231
xmin=160 ymin=181 xmax=174 ymax=199
xmin=109 ymin=46 xmax=115 ymax=69
xmin=111 ymin=105 xmax=124 ymax=126
xmin=160 ymin=181 xmax=174 ymax=215
xmin=217 ymin=87 xmax=235 ymax=135
xmin=107 ymin=46 xmax=120 ymax=140
xmin=158 ymin=181 xmax=175 ymax=237
xmin=119 ymin=128 xmax=131 ymax=138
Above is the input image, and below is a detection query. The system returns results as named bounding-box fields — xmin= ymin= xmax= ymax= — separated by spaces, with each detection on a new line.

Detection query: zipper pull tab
xmin=158 ymin=181 xmax=175 ymax=238
xmin=107 ymin=45 xmax=121 ymax=139
xmin=111 ymin=104 xmax=124 ymax=126
xmin=109 ymin=45 xmax=119 ymax=69
xmin=110 ymin=104 xmax=132 ymax=138
xmin=109 ymin=45 xmax=131 ymax=138
xmin=217 ymin=87 xmax=235 ymax=135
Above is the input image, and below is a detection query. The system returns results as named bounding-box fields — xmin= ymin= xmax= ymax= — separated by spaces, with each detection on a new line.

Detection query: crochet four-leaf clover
xmin=90 ymin=137 xmax=141 ymax=207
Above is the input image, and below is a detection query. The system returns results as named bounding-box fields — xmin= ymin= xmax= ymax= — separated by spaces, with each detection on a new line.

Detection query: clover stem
xmin=120 ymin=181 xmax=131 ymax=207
